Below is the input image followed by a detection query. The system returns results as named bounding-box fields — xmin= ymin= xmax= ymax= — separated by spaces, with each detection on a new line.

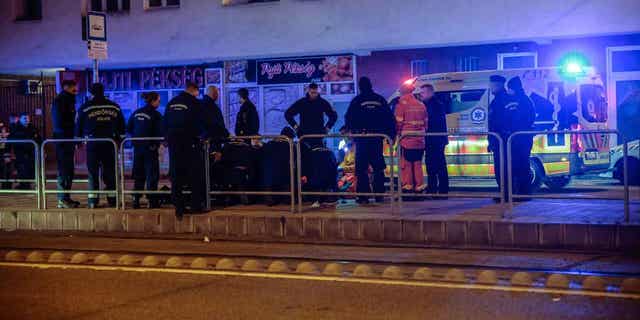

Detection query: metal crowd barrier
xmin=396 ymin=132 xmax=505 ymax=206
xmin=207 ymin=135 xmax=296 ymax=213
xmin=41 ymin=138 xmax=119 ymax=209
xmin=506 ymin=129 xmax=631 ymax=222
xmin=297 ymin=133 xmax=395 ymax=214
xmin=0 ymin=139 xmax=41 ymax=209
xmin=119 ymin=137 xmax=167 ymax=209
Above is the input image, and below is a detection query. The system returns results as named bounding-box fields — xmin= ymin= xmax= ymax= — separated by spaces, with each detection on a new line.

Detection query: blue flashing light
xmin=563 ymin=61 xmax=583 ymax=74
xmin=559 ymin=52 xmax=589 ymax=77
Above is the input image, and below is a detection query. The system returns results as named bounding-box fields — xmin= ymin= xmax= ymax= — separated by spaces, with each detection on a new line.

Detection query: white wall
xmin=1 ymin=0 xmax=639 ymax=71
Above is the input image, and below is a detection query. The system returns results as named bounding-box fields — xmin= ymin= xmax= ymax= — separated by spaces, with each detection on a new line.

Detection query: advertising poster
xmin=205 ymin=68 xmax=223 ymax=86
xmin=225 ymin=60 xmax=255 ymax=83
xmin=226 ymin=87 xmax=259 ymax=134
xmin=263 ymin=85 xmax=301 ymax=135
xmin=303 ymin=83 xmax=328 ymax=95
xmin=330 ymin=82 xmax=355 ymax=95
xmin=257 ymin=55 xmax=354 ymax=85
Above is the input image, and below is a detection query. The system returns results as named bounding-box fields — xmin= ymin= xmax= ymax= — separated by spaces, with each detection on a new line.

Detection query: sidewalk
xmin=1 ymin=197 xmax=638 ymax=251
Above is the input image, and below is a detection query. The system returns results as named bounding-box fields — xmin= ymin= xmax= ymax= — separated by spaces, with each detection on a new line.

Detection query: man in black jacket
xmin=202 ymin=86 xmax=229 ymax=152
xmin=506 ymin=76 xmax=536 ymax=197
xmin=76 ymin=83 xmax=125 ymax=208
xmin=285 ymin=83 xmax=337 ymax=148
xmin=344 ymin=77 xmax=395 ymax=204
xmin=127 ymin=92 xmax=164 ymax=209
xmin=51 ymin=80 xmax=79 ymax=208
xmin=421 ymin=84 xmax=449 ymax=196
xmin=488 ymin=75 xmax=511 ymax=201
xmin=165 ymin=82 xmax=224 ymax=218
xmin=235 ymin=88 xmax=259 ymax=137
xmin=9 ymin=113 xmax=41 ymax=189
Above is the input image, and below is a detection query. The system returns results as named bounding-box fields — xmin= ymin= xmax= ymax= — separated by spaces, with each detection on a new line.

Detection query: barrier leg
xmin=623 ymin=140 xmax=630 ymax=223
xmin=120 ymin=143 xmax=126 ymax=210
xmin=205 ymin=142 xmax=211 ymax=210
xmin=506 ymin=137 xmax=513 ymax=219
xmin=289 ymin=139 xmax=295 ymax=214
xmin=296 ymin=142 xmax=303 ymax=213
xmin=41 ymin=143 xmax=47 ymax=210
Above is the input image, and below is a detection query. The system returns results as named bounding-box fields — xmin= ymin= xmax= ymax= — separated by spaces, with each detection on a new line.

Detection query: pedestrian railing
xmin=0 ymin=139 xmax=41 ymax=209
xmin=41 ymin=138 xmax=120 ymax=209
xmin=207 ymin=135 xmax=296 ymax=213
xmin=119 ymin=137 xmax=167 ymax=209
xmin=396 ymin=132 xmax=505 ymax=206
xmin=506 ymin=129 xmax=631 ymax=221
xmin=297 ymin=133 xmax=395 ymax=214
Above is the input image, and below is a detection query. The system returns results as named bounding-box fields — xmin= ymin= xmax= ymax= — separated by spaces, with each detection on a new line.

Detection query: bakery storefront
xmin=58 ymin=54 xmax=357 ymax=143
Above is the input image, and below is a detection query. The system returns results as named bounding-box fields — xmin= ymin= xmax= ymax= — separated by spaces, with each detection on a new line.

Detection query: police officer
xmin=421 ymin=84 xmax=449 ymax=196
xmin=202 ymin=86 xmax=229 ymax=154
xmin=488 ymin=75 xmax=510 ymax=201
xmin=76 ymin=83 xmax=125 ymax=208
xmin=506 ymin=76 xmax=536 ymax=197
xmin=235 ymin=88 xmax=259 ymax=137
xmin=344 ymin=77 xmax=396 ymax=204
xmin=127 ymin=91 xmax=164 ymax=209
xmin=164 ymin=82 xmax=223 ymax=218
xmin=52 ymin=80 xmax=80 ymax=208
xmin=285 ymin=83 xmax=338 ymax=148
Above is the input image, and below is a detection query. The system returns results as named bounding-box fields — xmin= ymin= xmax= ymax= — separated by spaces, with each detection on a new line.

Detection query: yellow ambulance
xmin=387 ymin=67 xmax=610 ymax=190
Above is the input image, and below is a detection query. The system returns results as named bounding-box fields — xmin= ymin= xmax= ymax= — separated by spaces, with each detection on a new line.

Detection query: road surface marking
xmin=1 ymin=262 xmax=638 ymax=299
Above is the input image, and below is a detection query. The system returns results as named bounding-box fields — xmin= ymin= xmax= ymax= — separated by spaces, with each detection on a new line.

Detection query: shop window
xmin=222 ymin=0 xmax=280 ymax=6
xmin=498 ymin=52 xmax=538 ymax=70
xmin=456 ymin=56 xmax=480 ymax=72
xmin=91 ymin=0 xmax=130 ymax=13
xmin=14 ymin=0 xmax=42 ymax=21
xmin=144 ymin=0 xmax=180 ymax=10
xmin=410 ymin=60 xmax=429 ymax=77
xmin=612 ymin=50 xmax=640 ymax=72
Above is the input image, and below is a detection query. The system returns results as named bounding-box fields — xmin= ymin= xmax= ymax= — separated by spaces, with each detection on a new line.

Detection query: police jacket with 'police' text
xmin=127 ymin=105 xmax=163 ymax=148
xmin=344 ymin=90 xmax=396 ymax=141
xmin=75 ymin=96 xmax=126 ymax=141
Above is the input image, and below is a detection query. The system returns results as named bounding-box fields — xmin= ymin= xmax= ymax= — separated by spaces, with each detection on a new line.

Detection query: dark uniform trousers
xmin=355 ymin=138 xmax=386 ymax=199
xmin=87 ymin=141 xmax=117 ymax=205
xmin=168 ymin=135 xmax=205 ymax=210
xmin=492 ymin=135 xmax=533 ymax=201
xmin=132 ymin=146 xmax=159 ymax=202
xmin=425 ymin=143 xmax=449 ymax=194
xmin=55 ymin=136 xmax=75 ymax=201
xmin=512 ymin=135 xmax=534 ymax=196
xmin=15 ymin=149 xmax=35 ymax=189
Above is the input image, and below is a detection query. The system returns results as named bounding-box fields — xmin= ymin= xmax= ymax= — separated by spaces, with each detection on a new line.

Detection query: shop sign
xmin=257 ymin=55 xmax=354 ymax=85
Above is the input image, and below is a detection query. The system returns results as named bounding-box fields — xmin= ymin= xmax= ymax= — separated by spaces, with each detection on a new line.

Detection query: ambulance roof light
xmin=559 ymin=52 xmax=589 ymax=77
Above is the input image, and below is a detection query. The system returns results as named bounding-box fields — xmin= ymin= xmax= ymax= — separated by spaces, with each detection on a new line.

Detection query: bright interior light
xmin=564 ymin=62 xmax=583 ymax=74
xmin=403 ymin=78 xmax=415 ymax=86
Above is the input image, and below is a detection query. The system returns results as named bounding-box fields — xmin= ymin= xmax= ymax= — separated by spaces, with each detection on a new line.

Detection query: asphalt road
xmin=1 ymin=265 xmax=639 ymax=320
xmin=1 ymin=234 xmax=640 ymax=319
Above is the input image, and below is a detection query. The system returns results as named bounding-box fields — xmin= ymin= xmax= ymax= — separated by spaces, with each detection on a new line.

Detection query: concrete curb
xmin=0 ymin=249 xmax=635 ymax=295
xmin=2 ymin=210 xmax=639 ymax=252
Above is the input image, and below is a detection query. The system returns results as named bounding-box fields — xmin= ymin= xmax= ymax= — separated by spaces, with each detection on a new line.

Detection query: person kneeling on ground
xmin=261 ymin=127 xmax=296 ymax=206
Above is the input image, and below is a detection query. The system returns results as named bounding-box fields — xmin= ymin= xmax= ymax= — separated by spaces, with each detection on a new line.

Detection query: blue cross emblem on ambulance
xmin=470 ymin=107 xmax=486 ymax=123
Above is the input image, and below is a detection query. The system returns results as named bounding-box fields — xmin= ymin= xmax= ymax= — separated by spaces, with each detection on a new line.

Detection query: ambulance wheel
xmin=545 ymin=176 xmax=571 ymax=191
xmin=529 ymin=159 xmax=544 ymax=191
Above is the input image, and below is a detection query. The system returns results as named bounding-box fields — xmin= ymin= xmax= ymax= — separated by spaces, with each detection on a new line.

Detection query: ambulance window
xmin=441 ymin=89 xmax=486 ymax=114
xmin=580 ymin=84 xmax=607 ymax=123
